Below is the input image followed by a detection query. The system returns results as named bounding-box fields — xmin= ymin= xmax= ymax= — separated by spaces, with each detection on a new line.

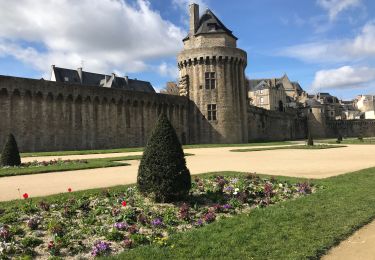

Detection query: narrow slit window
xmin=207 ymin=104 xmax=217 ymax=121
xmin=205 ymin=72 xmax=216 ymax=89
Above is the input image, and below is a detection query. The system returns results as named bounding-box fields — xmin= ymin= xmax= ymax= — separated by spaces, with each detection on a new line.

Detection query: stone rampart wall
xmin=0 ymin=76 xmax=189 ymax=152
xmin=325 ymin=120 xmax=375 ymax=138
xmin=247 ymin=106 xmax=307 ymax=141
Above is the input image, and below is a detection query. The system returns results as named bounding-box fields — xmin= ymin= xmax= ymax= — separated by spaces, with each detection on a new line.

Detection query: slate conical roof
xmin=184 ymin=9 xmax=238 ymax=41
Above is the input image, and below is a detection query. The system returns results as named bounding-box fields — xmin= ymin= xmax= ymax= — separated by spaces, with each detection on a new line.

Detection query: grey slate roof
xmin=306 ymin=99 xmax=323 ymax=108
xmin=184 ymin=9 xmax=237 ymax=41
xmin=51 ymin=66 xmax=155 ymax=93
xmin=195 ymin=9 xmax=237 ymax=39
xmin=53 ymin=68 xmax=80 ymax=83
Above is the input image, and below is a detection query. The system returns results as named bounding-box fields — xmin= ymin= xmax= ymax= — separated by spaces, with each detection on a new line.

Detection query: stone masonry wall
xmin=0 ymin=75 xmax=189 ymax=152
xmin=247 ymin=106 xmax=307 ymax=141
xmin=325 ymin=120 xmax=375 ymax=138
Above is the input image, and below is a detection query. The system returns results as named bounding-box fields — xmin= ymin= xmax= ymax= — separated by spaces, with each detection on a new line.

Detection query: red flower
xmin=68 ymin=188 xmax=72 ymax=192
xmin=121 ymin=201 xmax=127 ymax=207
xmin=23 ymin=193 xmax=29 ymax=199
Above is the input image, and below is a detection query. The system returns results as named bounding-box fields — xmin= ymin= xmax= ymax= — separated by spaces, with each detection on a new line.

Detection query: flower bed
xmin=1 ymin=159 xmax=88 ymax=169
xmin=0 ymin=173 xmax=316 ymax=258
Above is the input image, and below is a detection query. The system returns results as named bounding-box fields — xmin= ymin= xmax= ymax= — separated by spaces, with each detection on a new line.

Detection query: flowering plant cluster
xmin=1 ymin=159 xmax=88 ymax=169
xmin=0 ymin=173 xmax=316 ymax=258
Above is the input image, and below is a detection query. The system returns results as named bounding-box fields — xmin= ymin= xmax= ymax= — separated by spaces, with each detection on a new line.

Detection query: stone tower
xmin=178 ymin=3 xmax=248 ymax=144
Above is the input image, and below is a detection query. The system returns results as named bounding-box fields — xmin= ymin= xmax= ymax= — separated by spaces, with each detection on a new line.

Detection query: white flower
xmin=233 ymin=188 xmax=239 ymax=195
xmin=279 ymin=183 xmax=283 ymax=188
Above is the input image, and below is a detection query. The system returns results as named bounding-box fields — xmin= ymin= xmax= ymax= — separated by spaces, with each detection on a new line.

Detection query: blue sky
xmin=0 ymin=0 xmax=374 ymax=100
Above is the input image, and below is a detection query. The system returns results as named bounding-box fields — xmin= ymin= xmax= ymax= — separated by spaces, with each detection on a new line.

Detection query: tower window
xmin=207 ymin=104 xmax=217 ymax=121
xmin=205 ymin=72 xmax=216 ymax=89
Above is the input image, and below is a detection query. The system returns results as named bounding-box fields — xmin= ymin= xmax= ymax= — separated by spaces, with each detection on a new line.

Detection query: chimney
xmin=189 ymin=3 xmax=199 ymax=36
xmin=77 ymin=67 xmax=83 ymax=83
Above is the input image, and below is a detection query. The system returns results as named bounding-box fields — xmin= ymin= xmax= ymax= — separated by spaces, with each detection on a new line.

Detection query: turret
xmin=178 ymin=3 xmax=248 ymax=144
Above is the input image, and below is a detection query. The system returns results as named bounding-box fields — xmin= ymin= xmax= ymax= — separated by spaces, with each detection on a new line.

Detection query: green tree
xmin=1 ymin=134 xmax=21 ymax=166
xmin=137 ymin=113 xmax=191 ymax=202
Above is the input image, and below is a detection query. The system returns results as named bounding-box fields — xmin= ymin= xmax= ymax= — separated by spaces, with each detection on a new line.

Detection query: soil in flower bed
xmin=0 ymin=173 xmax=317 ymax=259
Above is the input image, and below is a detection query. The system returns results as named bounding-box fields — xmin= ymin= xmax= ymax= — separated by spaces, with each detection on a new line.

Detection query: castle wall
xmin=247 ymin=106 xmax=307 ymax=141
xmin=0 ymin=75 xmax=189 ymax=152
xmin=325 ymin=120 xmax=375 ymax=138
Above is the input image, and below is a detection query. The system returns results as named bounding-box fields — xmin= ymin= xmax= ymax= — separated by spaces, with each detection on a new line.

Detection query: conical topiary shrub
xmin=1 ymin=134 xmax=21 ymax=167
xmin=307 ymin=131 xmax=314 ymax=146
xmin=137 ymin=113 xmax=191 ymax=202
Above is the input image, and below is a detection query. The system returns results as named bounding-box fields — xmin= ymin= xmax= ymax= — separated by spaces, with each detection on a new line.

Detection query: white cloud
xmin=280 ymin=21 xmax=375 ymax=63
xmin=311 ymin=66 xmax=375 ymax=90
xmin=157 ymin=62 xmax=178 ymax=79
xmin=0 ymin=0 xmax=186 ymax=77
xmin=317 ymin=0 xmax=362 ymax=20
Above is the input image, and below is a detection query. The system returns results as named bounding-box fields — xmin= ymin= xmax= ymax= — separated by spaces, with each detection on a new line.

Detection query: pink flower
xmin=68 ymin=188 xmax=72 ymax=192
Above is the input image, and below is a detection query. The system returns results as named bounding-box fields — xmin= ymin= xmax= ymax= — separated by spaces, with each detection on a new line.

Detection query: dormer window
xmin=207 ymin=23 xmax=217 ymax=31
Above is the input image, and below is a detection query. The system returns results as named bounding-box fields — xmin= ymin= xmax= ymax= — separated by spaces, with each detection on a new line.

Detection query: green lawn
xmin=0 ymin=156 xmax=137 ymax=178
xmin=103 ymin=168 xmax=375 ymax=259
xmin=230 ymin=144 xmax=345 ymax=152
xmin=0 ymin=153 xmax=194 ymax=178
xmin=20 ymin=141 xmax=293 ymax=158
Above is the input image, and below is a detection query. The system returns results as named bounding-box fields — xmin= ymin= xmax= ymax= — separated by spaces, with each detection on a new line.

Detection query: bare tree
xmin=160 ymin=82 xmax=179 ymax=95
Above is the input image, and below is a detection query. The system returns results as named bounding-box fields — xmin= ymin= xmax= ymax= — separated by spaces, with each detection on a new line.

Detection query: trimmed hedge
xmin=137 ymin=113 xmax=191 ymax=202
xmin=1 ymin=133 xmax=21 ymax=166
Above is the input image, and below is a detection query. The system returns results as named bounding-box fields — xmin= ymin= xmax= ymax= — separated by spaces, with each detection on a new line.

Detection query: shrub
xmin=20 ymin=236 xmax=43 ymax=248
xmin=0 ymin=133 xmax=21 ymax=167
xmin=307 ymin=131 xmax=314 ymax=146
xmin=358 ymin=135 xmax=364 ymax=142
xmin=337 ymin=134 xmax=343 ymax=142
xmin=137 ymin=113 xmax=191 ymax=202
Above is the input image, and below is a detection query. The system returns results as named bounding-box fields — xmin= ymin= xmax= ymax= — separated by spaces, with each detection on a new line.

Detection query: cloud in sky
xmin=311 ymin=66 xmax=375 ymax=90
xmin=317 ymin=0 xmax=362 ymax=20
xmin=157 ymin=62 xmax=179 ymax=79
xmin=0 ymin=0 xmax=185 ymax=77
xmin=280 ymin=21 xmax=375 ymax=63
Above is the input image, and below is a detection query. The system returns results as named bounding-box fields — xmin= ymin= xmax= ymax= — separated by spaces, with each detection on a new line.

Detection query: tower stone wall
xmin=177 ymin=4 xmax=248 ymax=144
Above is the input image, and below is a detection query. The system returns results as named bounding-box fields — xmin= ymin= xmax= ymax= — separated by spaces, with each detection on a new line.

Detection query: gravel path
xmin=322 ymin=220 xmax=375 ymax=260
xmin=1 ymin=144 xmax=375 ymax=201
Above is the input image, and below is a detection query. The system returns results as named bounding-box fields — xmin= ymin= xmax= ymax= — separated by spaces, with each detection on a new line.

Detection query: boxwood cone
xmin=137 ymin=113 xmax=191 ymax=202
xmin=1 ymin=133 xmax=21 ymax=166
